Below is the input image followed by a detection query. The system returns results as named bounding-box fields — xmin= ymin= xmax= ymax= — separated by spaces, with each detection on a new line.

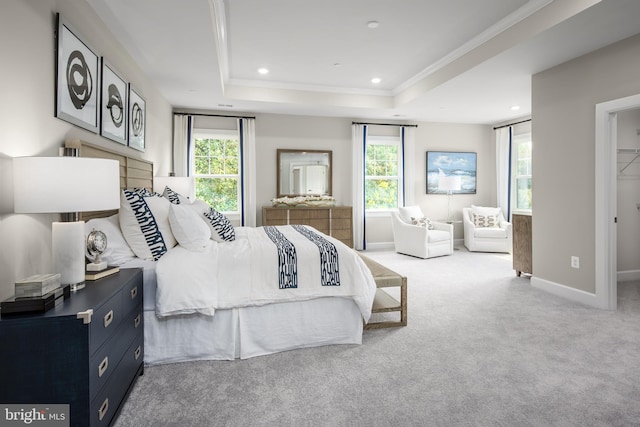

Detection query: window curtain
xmin=173 ymin=114 xmax=192 ymax=177
xmin=352 ymin=124 xmax=367 ymax=250
xmin=496 ymin=126 xmax=512 ymax=220
xmin=238 ymin=118 xmax=256 ymax=227
xmin=401 ymin=126 xmax=415 ymax=207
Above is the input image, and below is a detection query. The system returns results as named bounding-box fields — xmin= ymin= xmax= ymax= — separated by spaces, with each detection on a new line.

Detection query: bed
xmin=69 ymin=140 xmax=376 ymax=364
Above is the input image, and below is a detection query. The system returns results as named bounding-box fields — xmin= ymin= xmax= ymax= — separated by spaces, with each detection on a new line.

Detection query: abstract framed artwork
xmin=55 ymin=14 xmax=100 ymax=132
xmin=426 ymin=151 xmax=477 ymax=194
xmin=100 ymin=60 xmax=128 ymax=144
xmin=128 ymin=85 xmax=145 ymax=151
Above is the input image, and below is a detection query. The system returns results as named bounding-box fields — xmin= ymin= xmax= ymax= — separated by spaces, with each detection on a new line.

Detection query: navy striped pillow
xmin=203 ymin=207 xmax=235 ymax=242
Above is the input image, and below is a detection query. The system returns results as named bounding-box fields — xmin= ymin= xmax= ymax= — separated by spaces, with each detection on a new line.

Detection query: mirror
xmin=277 ymin=149 xmax=332 ymax=197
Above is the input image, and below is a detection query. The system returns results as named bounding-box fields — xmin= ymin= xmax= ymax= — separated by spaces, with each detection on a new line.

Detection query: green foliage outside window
xmin=365 ymin=143 xmax=400 ymax=209
xmin=194 ymin=137 xmax=239 ymax=212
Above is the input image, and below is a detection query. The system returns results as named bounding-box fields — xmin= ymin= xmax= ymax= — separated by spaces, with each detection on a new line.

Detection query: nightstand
xmin=0 ymin=268 xmax=144 ymax=427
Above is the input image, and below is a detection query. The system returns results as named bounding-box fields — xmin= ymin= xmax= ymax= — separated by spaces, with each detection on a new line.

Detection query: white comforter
xmin=155 ymin=225 xmax=376 ymax=321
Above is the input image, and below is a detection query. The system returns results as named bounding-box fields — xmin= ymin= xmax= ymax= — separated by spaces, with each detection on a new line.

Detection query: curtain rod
xmin=493 ymin=118 xmax=531 ymax=130
xmin=174 ymin=112 xmax=256 ymax=120
xmin=352 ymin=121 xmax=418 ymax=128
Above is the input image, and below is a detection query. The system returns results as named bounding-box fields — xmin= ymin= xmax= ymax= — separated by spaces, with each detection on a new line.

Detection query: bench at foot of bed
xmin=358 ymin=253 xmax=407 ymax=329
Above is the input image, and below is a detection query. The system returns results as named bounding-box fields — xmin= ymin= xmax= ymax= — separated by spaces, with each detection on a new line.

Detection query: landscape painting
xmin=426 ymin=151 xmax=477 ymax=194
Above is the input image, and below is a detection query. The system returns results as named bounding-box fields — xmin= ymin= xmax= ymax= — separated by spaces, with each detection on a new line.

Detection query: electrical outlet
xmin=571 ymin=256 xmax=580 ymax=269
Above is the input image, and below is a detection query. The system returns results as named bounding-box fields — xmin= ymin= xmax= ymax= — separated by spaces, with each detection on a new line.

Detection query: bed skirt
xmin=144 ymin=297 xmax=363 ymax=365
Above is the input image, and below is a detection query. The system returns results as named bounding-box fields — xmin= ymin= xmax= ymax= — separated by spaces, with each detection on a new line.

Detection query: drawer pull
xmin=104 ymin=310 xmax=113 ymax=328
xmin=130 ymin=286 xmax=138 ymax=300
xmin=134 ymin=345 xmax=141 ymax=360
xmin=98 ymin=356 xmax=109 ymax=378
xmin=98 ymin=398 xmax=109 ymax=421
xmin=134 ymin=313 xmax=141 ymax=328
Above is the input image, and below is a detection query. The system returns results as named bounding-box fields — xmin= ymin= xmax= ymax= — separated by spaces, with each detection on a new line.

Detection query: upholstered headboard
xmin=64 ymin=139 xmax=154 ymax=221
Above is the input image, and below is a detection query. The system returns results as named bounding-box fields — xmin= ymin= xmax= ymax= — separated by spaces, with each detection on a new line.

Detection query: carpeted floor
xmin=114 ymin=249 xmax=640 ymax=427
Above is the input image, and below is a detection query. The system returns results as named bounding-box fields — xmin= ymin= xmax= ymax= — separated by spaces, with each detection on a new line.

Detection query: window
xmin=512 ymin=132 xmax=532 ymax=212
xmin=192 ymin=130 xmax=240 ymax=214
xmin=365 ymin=138 xmax=403 ymax=210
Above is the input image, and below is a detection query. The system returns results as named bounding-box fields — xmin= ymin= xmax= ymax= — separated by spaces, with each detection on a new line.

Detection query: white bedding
xmin=155 ymin=225 xmax=376 ymax=320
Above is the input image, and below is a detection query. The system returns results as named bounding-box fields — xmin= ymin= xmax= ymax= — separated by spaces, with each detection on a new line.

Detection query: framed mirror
xmin=277 ymin=149 xmax=332 ymax=197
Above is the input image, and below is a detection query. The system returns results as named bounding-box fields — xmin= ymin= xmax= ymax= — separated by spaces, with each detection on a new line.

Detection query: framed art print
xmin=100 ymin=60 xmax=128 ymax=144
xmin=426 ymin=151 xmax=477 ymax=194
xmin=128 ymin=85 xmax=145 ymax=151
xmin=55 ymin=14 xmax=100 ymax=132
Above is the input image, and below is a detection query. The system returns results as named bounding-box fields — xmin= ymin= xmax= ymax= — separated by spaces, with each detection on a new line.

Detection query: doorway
xmin=595 ymin=93 xmax=640 ymax=310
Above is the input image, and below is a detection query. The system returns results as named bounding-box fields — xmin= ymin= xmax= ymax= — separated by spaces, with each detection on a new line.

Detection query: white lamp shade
xmin=153 ymin=176 xmax=195 ymax=200
xmin=13 ymin=157 xmax=120 ymax=213
xmin=438 ymin=175 xmax=462 ymax=192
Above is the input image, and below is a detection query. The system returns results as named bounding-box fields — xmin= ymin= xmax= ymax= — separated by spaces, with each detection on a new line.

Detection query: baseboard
xmin=364 ymin=242 xmax=395 ymax=251
xmin=617 ymin=269 xmax=640 ymax=282
xmin=530 ymin=276 xmax=604 ymax=309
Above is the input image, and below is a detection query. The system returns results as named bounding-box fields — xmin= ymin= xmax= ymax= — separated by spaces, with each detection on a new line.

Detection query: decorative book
xmin=1 ymin=285 xmax=70 ymax=316
xmin=85 ymin=266 xmax=119 ymax=281
xmin=14 ymin=273 xmax=61 ymax=298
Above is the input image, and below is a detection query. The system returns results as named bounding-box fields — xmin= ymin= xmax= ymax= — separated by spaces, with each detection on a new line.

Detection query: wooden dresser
xmin=512 ymin=214 xmax=532 ymax=276
xmin=263 ymin=206 xmax=353 ymax=247
xmin=0 ymin=268 xmax=144 ymax=427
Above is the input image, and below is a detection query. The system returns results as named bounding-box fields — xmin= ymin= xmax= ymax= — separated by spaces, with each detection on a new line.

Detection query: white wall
xmin=0 ymin=0 xmax=172 ymax=301
xmin=532 ymin=33 xmax=640 ymax=294
xmin=616 ymin=109 xmax=640 ymax=275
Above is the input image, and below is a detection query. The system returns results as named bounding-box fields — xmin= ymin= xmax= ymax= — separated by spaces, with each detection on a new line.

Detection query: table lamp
xmin=438 ymin=174 xmax=462 ymax=222
xmin=13 ymin=157 xmax=120 ymax=291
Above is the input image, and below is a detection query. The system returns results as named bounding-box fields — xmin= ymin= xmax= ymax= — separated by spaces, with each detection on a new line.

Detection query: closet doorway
xmin=595 ymin=93 xmax=640 ymax=310
xmin=615 ymin=109 xmax=640 ymax=313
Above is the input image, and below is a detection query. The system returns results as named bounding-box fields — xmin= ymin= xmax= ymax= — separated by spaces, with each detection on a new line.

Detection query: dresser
xmin=263 ymin=206 xmax=353 ymax=247
xmin=0 ymin=268 xmax=144 ymax=427
xmin=512 ymin=214 xmax=532 ymax=276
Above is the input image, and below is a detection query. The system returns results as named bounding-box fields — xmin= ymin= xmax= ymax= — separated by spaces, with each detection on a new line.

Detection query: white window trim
xmin=365 ymin=136 xmax=404 ymax=214
xmin=192 ymin=128 xmax=242 ymax=216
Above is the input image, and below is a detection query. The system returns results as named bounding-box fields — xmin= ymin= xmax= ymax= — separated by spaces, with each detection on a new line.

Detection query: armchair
xmin=390 ymin=206 xmax=453 ymax=259
xmin=462 ymin=206 xmax=512 ymax=253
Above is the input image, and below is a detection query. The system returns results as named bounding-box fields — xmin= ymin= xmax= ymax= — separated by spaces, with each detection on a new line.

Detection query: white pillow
xmin=398 ymin=206 xmax=425 ymax=224
xmin=188 ymin=199 xmax=210 ymax=216
xmin=168 ymin=203 xmax=212 ymax=251
xmin=85 ymin=214 xmax=135 ymax=266
xmin=411 ymin=216 xmax=435 ymax=230
xmin=119 ymin=189 xmax=177 ymax=260
xmin=472 ymin=213 xmax=499 ymax=228
xmin=203 ymin=207 xmax=236 ymax=242
xmin=471 ymin=205 xmax=502 ymax=217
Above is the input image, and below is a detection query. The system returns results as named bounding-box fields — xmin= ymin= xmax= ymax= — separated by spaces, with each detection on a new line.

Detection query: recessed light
xmin=371 ymin=77 xmax=381 ymax=84
xmin=367 ymin=21 xmax=380 ymax=29
xmin=258 ymin=68 xmax=269 ymax=75
xmin=511 ymin=105 xmax=521 ymax=111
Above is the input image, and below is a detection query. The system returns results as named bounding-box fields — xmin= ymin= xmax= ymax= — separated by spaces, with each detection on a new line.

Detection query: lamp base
xmin=52 ymin=221 xmax=86 ymax=290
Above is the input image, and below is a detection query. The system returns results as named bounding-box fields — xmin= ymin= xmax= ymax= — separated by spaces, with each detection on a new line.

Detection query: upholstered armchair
xmin=462 ymin=206 xmax=512 ymax=253
xmin=390 ymin=206 xmax=453 ymax=259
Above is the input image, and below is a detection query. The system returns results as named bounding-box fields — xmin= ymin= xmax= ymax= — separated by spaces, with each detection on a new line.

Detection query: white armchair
xmin=463 ymin=206 xmax=512 ymax=253
xmin=390 ymin=206 xmax=453 ymax=259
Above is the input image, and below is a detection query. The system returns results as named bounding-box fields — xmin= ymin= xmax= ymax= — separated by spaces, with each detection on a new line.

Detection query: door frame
xmin=595 ymin=93 xmax=640 ymax=309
